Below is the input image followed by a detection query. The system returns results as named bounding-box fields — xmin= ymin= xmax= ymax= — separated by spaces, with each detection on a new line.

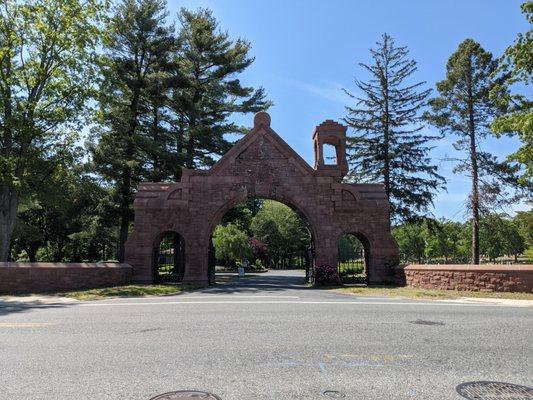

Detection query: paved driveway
xmin=0 ymin=270 xmax=532 ymax=400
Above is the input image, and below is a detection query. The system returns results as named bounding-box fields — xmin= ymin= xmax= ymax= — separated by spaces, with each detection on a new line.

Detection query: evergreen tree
xmin=90 ymin=0 xmax=175 ymax=261
xmin=137 ymin=31 xmax=179 ymax=183
xmin=343 ymin=33 xmax=444 ymax=221
xmin=424 ymin=39 xmax=518 ymax=264
xmin=170 ymin=8 xmax=271 ymax=170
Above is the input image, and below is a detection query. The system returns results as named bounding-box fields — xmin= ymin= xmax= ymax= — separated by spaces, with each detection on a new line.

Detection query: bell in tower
xmin=312 ymin=120 xmax=348 ymax=181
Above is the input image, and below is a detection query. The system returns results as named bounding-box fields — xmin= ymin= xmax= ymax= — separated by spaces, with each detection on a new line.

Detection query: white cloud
xmin=286 ymin=78 xmax=356 ymax=106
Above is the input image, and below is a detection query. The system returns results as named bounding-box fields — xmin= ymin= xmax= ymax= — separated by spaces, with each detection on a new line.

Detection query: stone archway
xmin=125 ymin=112 xmax=399 ymax=285
xmin=205 ymin=194 xmax=317 ymax=283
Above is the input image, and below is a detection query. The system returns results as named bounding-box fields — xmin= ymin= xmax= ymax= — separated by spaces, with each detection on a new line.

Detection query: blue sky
xmin=168 ymin=0 xmax=530 ymax=220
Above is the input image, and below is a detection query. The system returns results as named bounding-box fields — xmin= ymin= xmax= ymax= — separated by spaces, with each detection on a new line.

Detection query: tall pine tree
xmin=343 ymin=34 xmax=444 ymax=221
xmin=424 ymin=39 xmax=517 ymax=264
xmin=90 ymin=0 xmax=175 ymax=261
xmin=170 ymin=8 xmax=271 ymax=170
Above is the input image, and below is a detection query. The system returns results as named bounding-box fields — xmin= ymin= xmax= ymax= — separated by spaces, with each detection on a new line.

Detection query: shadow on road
xmin=198 ymin=270 xmax=313 ymax=294
xmin=0 ymin=298 xmax=73 ymax=317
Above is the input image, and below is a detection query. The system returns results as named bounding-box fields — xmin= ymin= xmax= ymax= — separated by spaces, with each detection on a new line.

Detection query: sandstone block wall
xmin=0 ymin=263 xmax=133 ymax=294
xmin=394 ymin=264 xmax=533 ymax=293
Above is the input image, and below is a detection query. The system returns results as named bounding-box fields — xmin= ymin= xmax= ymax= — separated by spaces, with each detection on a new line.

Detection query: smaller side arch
xmin=336 ymin=227 xmax=398 ymax=284
xmin=152 ymin=230 xmax=186 ymax=283
xmin=337 ymin=231 xmax=372 ymax=284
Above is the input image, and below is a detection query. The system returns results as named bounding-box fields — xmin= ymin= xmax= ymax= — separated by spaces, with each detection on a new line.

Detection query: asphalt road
xmin=0 ymin=270 xmax=532 ymax=400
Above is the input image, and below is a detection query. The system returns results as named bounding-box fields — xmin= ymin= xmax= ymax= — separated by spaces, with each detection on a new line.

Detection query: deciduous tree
xmin=0 ymin=0 xmax=106 ymax=261
xmin=491 ymin=2 xmax=532 ymax=187
xmin=212 ymin=223 xmax=252 ymax=266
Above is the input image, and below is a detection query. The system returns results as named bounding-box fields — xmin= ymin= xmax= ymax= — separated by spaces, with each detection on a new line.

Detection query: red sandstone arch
xmin=125 ymin=112 xmax=399 ymax=284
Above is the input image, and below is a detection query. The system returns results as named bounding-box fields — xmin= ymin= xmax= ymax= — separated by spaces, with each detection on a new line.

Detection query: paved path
xmin=0 ymin=270 xmax=532 ymax=400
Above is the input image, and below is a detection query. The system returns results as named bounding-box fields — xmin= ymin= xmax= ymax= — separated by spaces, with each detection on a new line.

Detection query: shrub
xmin=313 ymin=264 xmax=341 ymax=286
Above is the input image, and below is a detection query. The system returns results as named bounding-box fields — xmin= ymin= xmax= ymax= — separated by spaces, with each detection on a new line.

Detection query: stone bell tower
xmin=312 ymin=120 xmax=348 ymax=181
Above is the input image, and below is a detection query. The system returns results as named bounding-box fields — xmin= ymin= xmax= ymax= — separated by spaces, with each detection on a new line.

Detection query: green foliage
xmin=394 ymin=212 xmax=530 ymax=264
xmin=89 ymin=2 xmax=270 ymax=261
xmin=423 ymin=219 xmax=469 ymax=263
xmin=393 ymin=222 xmax=427 ymax=263
xmin=220 ymin=198 xmax=263 ymax=232
xmin=424 ymin=38 xmax=519 ymax=264
xmin=250 ymin=200 xmax=310 ymax=268
xmin=0 ymin=0 xmax=107 ymax=260
xmin=338 ymin=234 xmax=363 ymax=262
xmin=90 ymin=0 xmax=176 ymax=261
xmin=11 ymin=154 xmax=117 ymax=262
xmin=424 ymin=39 xmax=517 ymax=203
xmin=212 ymin=223 xmax=252 ymax=265
xmin=172 ymin=8 xmax=271 ymax=169
xmin=491 ymin=2 xmax=533 ymax=187
xmin=480 ymin=214 xmax=526 ymax=262
xmin=344 ymin=33 xmax=444 ymax=221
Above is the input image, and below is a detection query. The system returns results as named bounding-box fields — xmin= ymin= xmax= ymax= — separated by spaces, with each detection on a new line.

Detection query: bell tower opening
xmin=312 ymin=120 xmax=348 ymax=180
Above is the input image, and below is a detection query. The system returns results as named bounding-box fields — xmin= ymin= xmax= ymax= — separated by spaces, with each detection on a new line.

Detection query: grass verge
xmin=340 ymin=285 xmax=533 ymax=300
xmin=57 ymin=284 xmax=203 ymax=301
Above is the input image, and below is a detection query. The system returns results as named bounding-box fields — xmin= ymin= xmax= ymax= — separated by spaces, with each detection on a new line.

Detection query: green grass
xmin=58 ymin=284 xmax=203 ymax=301
xmin=338 ymin=261 xmax=364 ymax=274
xmin=341 ymin=285 xmax=533 ymax=300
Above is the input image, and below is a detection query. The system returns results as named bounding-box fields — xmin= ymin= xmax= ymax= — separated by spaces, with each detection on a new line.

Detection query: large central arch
xmin=125 ymin=112 xmax=399 ymax=284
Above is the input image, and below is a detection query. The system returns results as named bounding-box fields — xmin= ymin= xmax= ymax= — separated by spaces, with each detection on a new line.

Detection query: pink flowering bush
xmin=313 ymin=264 xmax=341 ymax=286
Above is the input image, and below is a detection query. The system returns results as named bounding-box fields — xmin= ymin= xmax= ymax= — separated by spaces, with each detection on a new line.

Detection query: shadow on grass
xmin=57 ymin=283 xmax=206 ymax=300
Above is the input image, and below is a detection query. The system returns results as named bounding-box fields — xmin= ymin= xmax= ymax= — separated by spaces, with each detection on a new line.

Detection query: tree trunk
xmin=152 ymin=104 xmax=161 ymax=181
xmin=27 ymin=244 xmax=39 ymax=262
xmin=0 ymin=187 xmax=18 ymax=261
xmin=118 ymin=164 xmax=132 ymax=263
xmin=185 ymin=133 xmax=195 ymax=169
xmin=467 ymin=59 xmax=480 ymax=265
xmin=1 ymin=55 xmax=16 ymax=262
xmin=185 ymin=71 xmax=201 ymax=170
xmin=381 ymin=51 xmax=391 ymax=208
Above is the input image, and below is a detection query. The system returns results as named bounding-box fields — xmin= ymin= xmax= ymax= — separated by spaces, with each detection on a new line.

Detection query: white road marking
xmin=0 ymin=322 xmax=56 ymax=328
xmin=113 ymin=295 xmax=301 ymax=300
xmin=76 ymin=300 xmax=525 ymax=307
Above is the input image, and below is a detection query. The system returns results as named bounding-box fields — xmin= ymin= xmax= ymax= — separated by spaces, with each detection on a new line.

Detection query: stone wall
xmin=394 ymin=264 xmax=533 ymax=293
xmin=0 ymin=263 xmax=133 ymax=294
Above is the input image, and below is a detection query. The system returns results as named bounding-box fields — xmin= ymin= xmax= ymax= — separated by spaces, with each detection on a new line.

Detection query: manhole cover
xmin=149 ymin=391 xmax=222 ymax=400
xmin=323 ymin=390 xmax=346 ymax=398
xmin=409 ymin=319 xmax=445 ymax=326
xmin=457 ymin=381 xmax=533 ymax=399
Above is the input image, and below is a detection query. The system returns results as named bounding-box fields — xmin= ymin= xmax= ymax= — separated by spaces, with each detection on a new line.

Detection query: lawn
xmin=340 ymin=285 xmax=533 ymax=300
xmin=58 ymin=284 xmax=202 ymax=301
